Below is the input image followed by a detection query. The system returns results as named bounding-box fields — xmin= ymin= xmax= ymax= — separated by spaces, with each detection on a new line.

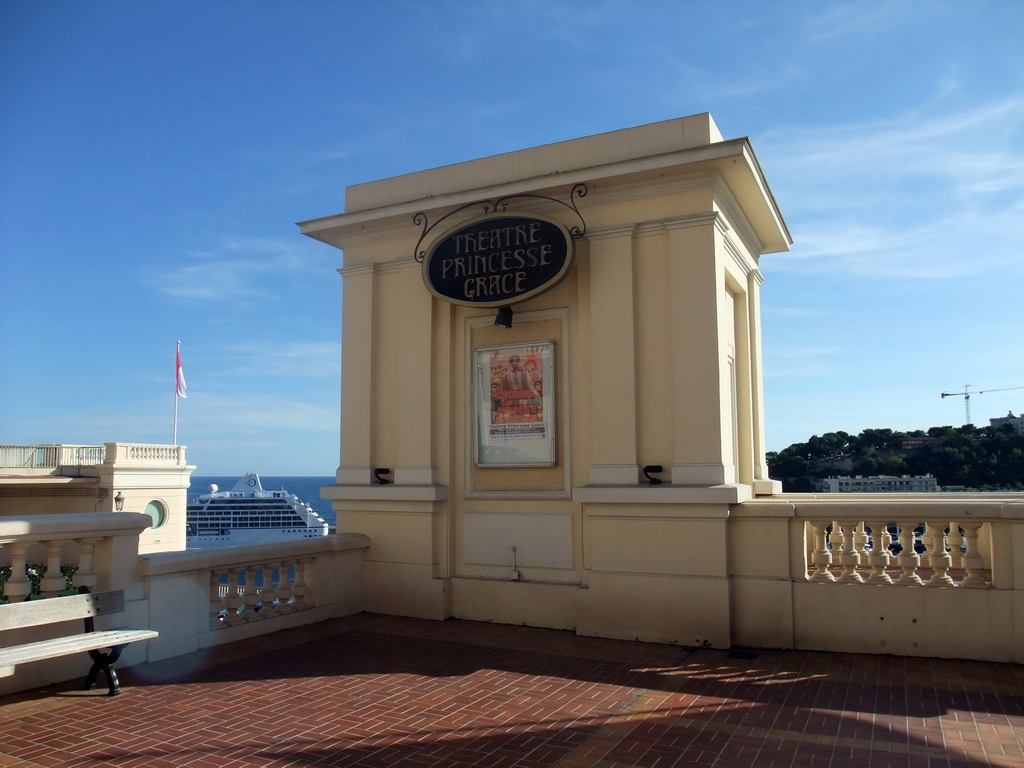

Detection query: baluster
xmin=865 ymin=523 xmax=893 ymax=584
xmin=960 ymin=522 xmax=989 ymax=588
xmin=75 ymin=538 xmax=99 ymax=589
xmin=223 ymin=569 xmax=243 ymax=625
xmin=836 ymin=521 xmax=863 ymax=583
xmin=924 ymin=522 xmax=955 ymax=587
xmin=895 ymin=521 xmax=924 ymax=586
xmin=854 ymin=522 xmax=871 ymax=559
xmin=210 ymin=570 xmax=226 ymax=627
xmin=947 ymin=524 xmax=965 ymax=570
xmin=855 ymin=520 xmax=872 ymax=579
xmin=276 ymin=561 xmax=294 ymax=613
xmin=241 ymin=568 xmax=260 ymax=620
xmin=4 ymin=543 xmax=32 ymax=602
xmin=258 ymin=564 xmax=279 ymax=617
xmin=291 ymin=558 xmax=310 ymax=609
xmin=40 ymin=540 xmax=66 ymax=597
xmin=808 ymin=521 xmax=835 ymax=582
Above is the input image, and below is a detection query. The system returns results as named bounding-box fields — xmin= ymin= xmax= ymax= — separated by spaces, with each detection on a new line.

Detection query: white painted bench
xmin=0 ymin=587 xmax=157 ymax=696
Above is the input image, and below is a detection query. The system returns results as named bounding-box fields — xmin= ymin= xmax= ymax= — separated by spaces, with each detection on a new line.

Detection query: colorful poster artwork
xmin=475 ymin=342 xmax=555 ymax=466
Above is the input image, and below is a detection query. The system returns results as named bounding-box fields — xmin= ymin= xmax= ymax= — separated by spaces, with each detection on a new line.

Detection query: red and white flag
xmin=175 ymin=343 xmax=187 ymax=399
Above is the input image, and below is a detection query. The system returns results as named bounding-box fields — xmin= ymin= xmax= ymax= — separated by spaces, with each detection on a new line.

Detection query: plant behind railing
xmin=0 ymin=563 xmax=79 ymax=603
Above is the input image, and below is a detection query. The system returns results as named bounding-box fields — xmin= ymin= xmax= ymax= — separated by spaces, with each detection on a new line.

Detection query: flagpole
xmin=173 ymin=341 xmax=180 ymax=445
xmin=174 ymin=340 xmax=187 ymax=445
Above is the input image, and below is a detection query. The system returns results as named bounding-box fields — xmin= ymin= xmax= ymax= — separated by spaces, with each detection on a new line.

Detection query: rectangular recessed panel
xmin=464 ymin=512 xmax=572 ymax=569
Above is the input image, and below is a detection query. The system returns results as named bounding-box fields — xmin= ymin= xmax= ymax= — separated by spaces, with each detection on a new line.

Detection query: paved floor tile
xmin=1 ymin=614 xmax=1023 ymax=767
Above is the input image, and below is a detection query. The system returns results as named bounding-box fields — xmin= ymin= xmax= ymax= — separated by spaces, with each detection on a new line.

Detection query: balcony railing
xmin=0 ymin=444 xmax=106 ymax=470
xmin=804 ymin=519 xmax=991 ymax=587
xmin=0 ymin=443 xmax=188 ymax=474
xmin=0 ymin=513 xmax=369 ymax=695
xmin=3 ymin=493 xmax=1023 ymax=695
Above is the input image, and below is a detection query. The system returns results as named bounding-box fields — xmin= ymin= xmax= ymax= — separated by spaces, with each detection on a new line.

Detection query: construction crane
xmin=940 ymin=385 xmax=1024 ymax=425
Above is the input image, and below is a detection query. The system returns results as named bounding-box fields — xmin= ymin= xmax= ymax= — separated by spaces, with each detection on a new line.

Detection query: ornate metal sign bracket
xmin=412 ymin=183 xmax=588 ymax=263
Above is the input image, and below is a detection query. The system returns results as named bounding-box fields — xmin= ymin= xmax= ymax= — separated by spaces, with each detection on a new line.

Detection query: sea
xmin=189 ymin=475 xmax=337 ymax=527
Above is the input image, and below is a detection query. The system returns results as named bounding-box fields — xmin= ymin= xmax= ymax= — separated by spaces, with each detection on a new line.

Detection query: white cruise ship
xmin=186 ymin=473 xmax=329 ymax=547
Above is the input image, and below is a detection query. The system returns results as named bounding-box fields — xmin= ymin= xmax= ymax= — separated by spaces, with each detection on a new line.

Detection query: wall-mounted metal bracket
xmin=642 ymin=465 xmax=664 ymax=485
xmin=412 ymin=183 xmax=588 ymax=263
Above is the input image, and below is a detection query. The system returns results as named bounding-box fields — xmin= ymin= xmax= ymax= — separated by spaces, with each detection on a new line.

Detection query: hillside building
xmin=990 ymin=411 xmax=1024 ymax=436
xmin=820 ymin=475 xmax=939 ymax=493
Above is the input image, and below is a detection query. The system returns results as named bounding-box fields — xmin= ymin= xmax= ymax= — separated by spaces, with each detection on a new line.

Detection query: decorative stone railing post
xmin=895 ymin=522 xmax=924 ymax=586
xmin=223 ymin=569 xmax=243 ymax=626
xmin=960 ymin=522 xmax=989 ymax=588
xmin=241 ymin=568 xmax=260 ymax=620
xmin=5 ymin=543 xmax=32 ymax=602
xmin=924 ymin=522 xmax=955 ymax=587
xmin=864 ymin=524 xmax=893 ymax=584
xmin=276 ymin=562 xmax=294 ymax=614
xmin=291 ymin=558 xmax=310 ymax=610
xmin=40 ymin=540 xmax=67 ymax=597
xmin=808 ymin=521 xmax=835 ymax=582
xmin=947 ymin=525 xmax=965 ymax=570
xmin=258 ymin=564 xmax=279 ymax=617
xmin=74 ymin=538 xmax=99 ymax=590
xmin=854 ymin=522 xmax=871 ymax=559
xmin=836 ymin=521 xmax=863 ymax=583
xmin=209 ymin=571 xmax=224 ymax=626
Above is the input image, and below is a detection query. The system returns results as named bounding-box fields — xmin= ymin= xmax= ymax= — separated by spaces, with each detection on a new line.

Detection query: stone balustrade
xmin=0 ymin=512 xmax=369 ymax=694
xmin=211 ymin=559 xmax=314 ymax=627
xmin=3 ymin=494 xmax=1023 ymax=697
xmin=728 ymin=495 xmax=1024 ymax=661
xmin=0 ymin=443 xmax=188 ymax=475
xmin=804 ymin=518 xmax=991 ymax=587
xmin=0 ymin=512 xmax=152 ymax=601
xmin=0 ymin=444 xmax=107 ymax=472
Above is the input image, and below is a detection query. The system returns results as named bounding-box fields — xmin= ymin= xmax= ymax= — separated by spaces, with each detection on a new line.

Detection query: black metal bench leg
xmin=86 ymin=645 xmax=126 ymax=696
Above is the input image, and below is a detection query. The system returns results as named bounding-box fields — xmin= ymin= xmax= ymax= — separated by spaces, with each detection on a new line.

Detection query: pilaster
xmin=393 ymin=262 xmax=436 ymax=485
xmin=666 ymin=214 xmax=727 ymax=486
xmin=586 ymin=224 xmax=639 ymax=485
xmin=746 ymin=269 xmax=779 ymax=493
xmin=337 ymin=263 xmax=375 ymax=485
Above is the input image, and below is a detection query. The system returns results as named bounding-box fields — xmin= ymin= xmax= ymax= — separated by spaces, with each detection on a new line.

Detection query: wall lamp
xmin=373 ymin=468 xmax=392 ymax=485
xmin=642 ymin=465 xmax=664 ymax=485
xmin=494 ymin=306 xmax=513 ymax=328
xmin=114 ymin=491 xmax=125 ymax=511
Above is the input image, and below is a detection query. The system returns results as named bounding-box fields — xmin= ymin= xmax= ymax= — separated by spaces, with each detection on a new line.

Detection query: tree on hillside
xmin=767 ymin=423 xmax=1024 ymax=491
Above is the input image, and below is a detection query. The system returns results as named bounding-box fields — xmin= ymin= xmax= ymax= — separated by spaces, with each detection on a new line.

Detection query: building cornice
xmin=299 ymin=138 xmax=791 ymax=255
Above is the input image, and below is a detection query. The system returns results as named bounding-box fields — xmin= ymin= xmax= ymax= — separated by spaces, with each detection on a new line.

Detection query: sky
xmin=1 ymin=1 xmax=1022 ymax=476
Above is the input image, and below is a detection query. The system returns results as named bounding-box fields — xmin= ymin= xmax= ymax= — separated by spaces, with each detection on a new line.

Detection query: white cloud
xmin=771 ymin=97 xmax=1024 ymax=185
xmin=144 ymin=235 xmax=325 ymax=303
xmin=804 ymin=1 xmax=903 ymax=43
xmin=761 ymin=98 xmax=1024 ymax=278
xmin=217 ymin=340 xmax=341 ymax=380
xmin=186 ymin=392 xmax=339 ymax=435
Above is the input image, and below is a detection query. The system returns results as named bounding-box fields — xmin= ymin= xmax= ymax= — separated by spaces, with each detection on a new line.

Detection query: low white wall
xmin=139 ymin=534 xmax=370 ymax=662
xmin=728 ymin=496 xmax=1024 ymax=662
xmin=0 ymin=513 xmax=368 ymax=695
xmin=0 ymin=513 xmax=152 ymax=695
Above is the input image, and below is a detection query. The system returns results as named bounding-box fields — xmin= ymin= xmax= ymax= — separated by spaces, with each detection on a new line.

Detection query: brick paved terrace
xmin=2 ymin=614 xmax=1023 ymax=768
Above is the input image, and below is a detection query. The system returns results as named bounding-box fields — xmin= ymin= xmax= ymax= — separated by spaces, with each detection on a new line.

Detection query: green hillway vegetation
xmin=766 ymin=423 xmax=1024 ymax=493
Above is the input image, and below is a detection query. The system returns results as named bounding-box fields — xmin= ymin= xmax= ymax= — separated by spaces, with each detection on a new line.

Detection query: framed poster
xmin=475 ymin=342 xmax=556 ymax=467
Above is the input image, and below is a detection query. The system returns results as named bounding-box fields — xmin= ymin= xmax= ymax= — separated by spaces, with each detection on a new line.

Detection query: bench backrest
xmin=0 ymin=590 xmax=125 ymax=632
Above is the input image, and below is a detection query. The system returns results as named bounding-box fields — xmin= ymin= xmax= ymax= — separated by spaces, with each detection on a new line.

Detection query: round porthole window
xmin=144 ymin=500 xmax=166 ymax=529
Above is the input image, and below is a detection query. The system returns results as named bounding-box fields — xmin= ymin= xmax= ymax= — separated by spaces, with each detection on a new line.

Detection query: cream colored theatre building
xmin=4 ymin=115 xmax=1019 ymax=665
xmin=299 ymin=114 xmax=793 ymax=646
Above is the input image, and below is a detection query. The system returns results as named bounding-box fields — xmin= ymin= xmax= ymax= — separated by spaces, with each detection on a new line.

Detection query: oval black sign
xmin=423 ymin=212 xmax=574 ymax=308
